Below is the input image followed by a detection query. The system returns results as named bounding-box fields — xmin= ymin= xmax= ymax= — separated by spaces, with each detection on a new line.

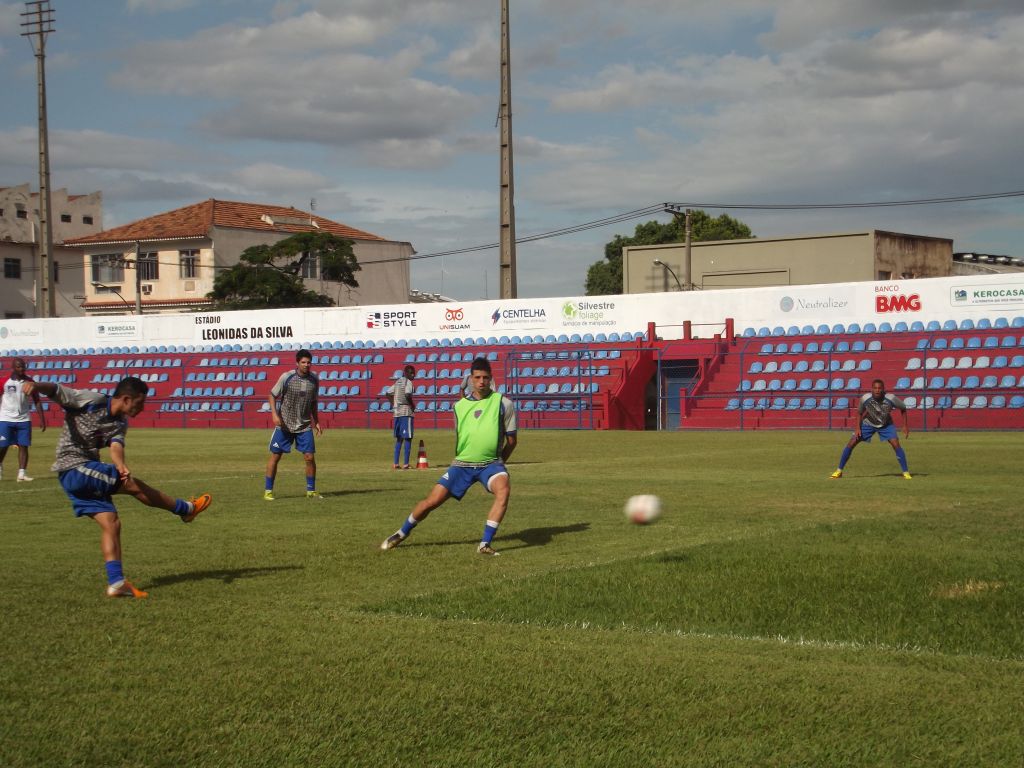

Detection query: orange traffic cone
xmin=416 ymin=440 xmax=429 ymax=469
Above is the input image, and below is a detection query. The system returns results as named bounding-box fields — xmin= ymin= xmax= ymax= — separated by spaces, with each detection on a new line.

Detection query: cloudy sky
xmin=1 ymin=0 xmax=1022 ymax=300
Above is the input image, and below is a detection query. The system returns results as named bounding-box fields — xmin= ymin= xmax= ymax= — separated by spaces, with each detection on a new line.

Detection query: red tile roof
xmin=67 ymin=199 xmax=387 ymax=245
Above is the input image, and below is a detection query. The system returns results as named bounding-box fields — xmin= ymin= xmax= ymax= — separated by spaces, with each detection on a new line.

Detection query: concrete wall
xmin=624 ymin=231 xmax=953 ymax=293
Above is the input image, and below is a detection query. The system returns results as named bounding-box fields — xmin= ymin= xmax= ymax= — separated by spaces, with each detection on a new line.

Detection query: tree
xmin=208 ymin=231 xmax=360 ymax=310
xmin=584 ymin=210 xmax=753 ymax=295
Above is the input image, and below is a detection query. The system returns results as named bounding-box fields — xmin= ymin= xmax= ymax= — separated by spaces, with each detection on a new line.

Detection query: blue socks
xmin=404 ymin=440 xmax=412 ymax=465
xmin=172 ymin=498 xmax=191 ymax=517
xmin=264 ymin=476 xmax=274 ymax=491
xmin=838 ymin=445 xmax=853 ymax=470
xmin=482 ymin=520 xmax=500 ymax=546
xmin=895 ymin=447 xmax=908 ymax=472
xmin=393 ymin=441 xmax=402 ymax=465
xmin=400 ymin=514 xmax=418 ymax=538
xmin=105 ymin=560 xmax=124 ymax=587
xmin=306 ymin=476 xmax=315 ymax=492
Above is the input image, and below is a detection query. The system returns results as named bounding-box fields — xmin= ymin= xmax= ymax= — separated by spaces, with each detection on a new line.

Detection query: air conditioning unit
xmin=141 ymin=284 xmax=153 ymax=295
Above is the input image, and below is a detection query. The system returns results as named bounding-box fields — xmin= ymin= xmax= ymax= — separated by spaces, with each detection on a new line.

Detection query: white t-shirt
xmin=1 ymin=376 xmax=33 ymax=423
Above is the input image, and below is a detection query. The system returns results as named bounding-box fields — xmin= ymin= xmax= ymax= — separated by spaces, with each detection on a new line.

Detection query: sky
xmin=1 ymin=0 xmax=1022 ymax=301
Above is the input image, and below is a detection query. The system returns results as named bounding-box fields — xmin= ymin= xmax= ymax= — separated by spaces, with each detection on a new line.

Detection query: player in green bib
xmin=381 ymin=356 xmax=517 ymax=556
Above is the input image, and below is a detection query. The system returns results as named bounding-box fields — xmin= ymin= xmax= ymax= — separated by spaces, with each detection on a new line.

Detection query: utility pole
xmin=684 ymin=208 xmax=692 ymax=291
xmin=498 ymin=0 xmax=518 ymax=299
xmin=21 ymin=1 xmax=56 ymax=317
xmin=133 ymin=242 xmax=142 ymax=315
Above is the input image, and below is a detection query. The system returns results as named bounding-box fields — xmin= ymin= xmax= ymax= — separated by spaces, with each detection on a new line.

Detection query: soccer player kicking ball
xmin=831 ymin=378 xmax=912 ymax=480
xmin=23 ymin=377 xmax=211 ymax=599
xmin=381 ymin=357 xmax=517 ymax=556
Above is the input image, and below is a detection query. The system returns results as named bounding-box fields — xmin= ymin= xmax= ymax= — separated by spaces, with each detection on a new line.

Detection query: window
xmin=16 ymin=208 xmax=27 ymax=219
xmin=83 ymin=215 xmax=94 ymax=225
xmin=180 ymin=249 xmax=199 ymax=278
xmin=138 ymin=251 xmax=159 ymax=281
xmin=876 ymin=270 xmax=892 ymax=281
xmin=92 ymin=254 xmax=125 ymax=284
xmin=4 ymin=258 xmax=21 ymax=279
xmin=4 ymin=312 xmax=24 ymax=319
xmin=300 ymin=251 xmax=320 ymax=279
xmin=60 ymin=213 xmax=72 ymax=223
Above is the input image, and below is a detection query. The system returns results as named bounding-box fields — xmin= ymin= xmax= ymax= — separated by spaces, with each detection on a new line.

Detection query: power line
xmin=12 ymin=189 xmax=1024 ymax=274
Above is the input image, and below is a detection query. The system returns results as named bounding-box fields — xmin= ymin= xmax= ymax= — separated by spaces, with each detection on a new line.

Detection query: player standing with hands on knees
xmin=23 ymin=376 xmax=211 ymax=599
xmin=831 ymin=378 xmax=912 ymax=480
xmin=264 ymin=349 xmax=323 ymax=500
xmin=381 ymin=356 xmax=517 ymax=556
xmin=0 ymin=357 xmax=45 ymax=482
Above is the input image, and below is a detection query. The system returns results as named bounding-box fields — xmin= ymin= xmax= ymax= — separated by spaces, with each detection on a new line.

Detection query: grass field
xmin=1 ymin=427 xmax=1022 ymax=767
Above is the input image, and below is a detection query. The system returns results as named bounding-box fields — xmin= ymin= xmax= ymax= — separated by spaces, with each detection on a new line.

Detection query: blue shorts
xmin=859 ymin=423 xmax=897 ymax=442
xmin=393 ymin=416 xmax=414 ymax=440
xmin=438 ymin=463 xmax=509 ymax=501
xmin=59 ymin=462 xmax=121 ymax=517
xmin=0 ymin=421 xmax=32 ymax=447
xmin=269 ymin=427 xmax=315 ymax=455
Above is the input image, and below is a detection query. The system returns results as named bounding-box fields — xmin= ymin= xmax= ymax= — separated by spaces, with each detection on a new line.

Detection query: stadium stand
xmin=9 ymin=317 xmax=1024 ymax=431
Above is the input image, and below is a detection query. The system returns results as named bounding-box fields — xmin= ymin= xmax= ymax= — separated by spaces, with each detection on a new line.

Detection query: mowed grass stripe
xmin=372 ymin=513 xmax=1023 ymax=660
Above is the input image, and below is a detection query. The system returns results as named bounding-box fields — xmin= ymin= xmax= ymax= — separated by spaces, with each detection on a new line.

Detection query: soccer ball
xmin=624 ymin=494 xmax=662 ymax=525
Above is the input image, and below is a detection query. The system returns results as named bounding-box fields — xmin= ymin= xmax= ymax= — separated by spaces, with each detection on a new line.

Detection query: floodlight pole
xmin=21 ymin=0 xmax=56 ymax=318
xmin=498 ymin=0 xmax=518 ymax=299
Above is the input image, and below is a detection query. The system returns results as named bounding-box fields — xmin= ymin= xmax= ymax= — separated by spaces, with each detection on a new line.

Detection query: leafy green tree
xmin=208 ymin=231 xmax=360 ymax=310
xmin=585 ymin=210 xmax=753 ymax=295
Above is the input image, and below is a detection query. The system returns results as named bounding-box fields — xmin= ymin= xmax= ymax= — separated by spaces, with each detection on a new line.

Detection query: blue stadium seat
xmin=790 ymin=342 xmax=804 ymax=354
xmin=932 ymin=338 xmax=948 ymax=351
xmin=1013 ymin=317 xmax=1024 ymax=329
xmin=800 ymin=325 xmax=815 ymax=335
xmin=878 ymin=322 xmax=893 ymax=333
xmin=977 ymin=318 xmax=993 ymax=330
xmin=847 ymin=323 xmax=861 ymax=334
xmin=1010 ymin=395 xmax=1024 ymax=408
xmin=894 ymin=322 xmax=909 ymax=333
xmin=990 ymin=395 xmax=1007 ymax=408
xmin=895 ymin=376 xmax=911 ymax=389
xmin=805 ymin=342 xmax=819 ymax=354
xmin=786 ymin=326 xmax=800 ymax=336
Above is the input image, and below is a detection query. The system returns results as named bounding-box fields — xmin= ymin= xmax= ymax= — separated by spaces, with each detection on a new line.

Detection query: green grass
xmin=1 ymin=428 xmax=1022 ymax=767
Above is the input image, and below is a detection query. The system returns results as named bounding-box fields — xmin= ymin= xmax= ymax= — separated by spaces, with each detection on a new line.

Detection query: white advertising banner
xmin=0 ymin=273 xmax=1021 ymax=353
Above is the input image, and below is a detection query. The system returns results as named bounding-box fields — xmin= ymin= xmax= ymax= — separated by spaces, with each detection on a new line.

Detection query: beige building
xmin=0 ymin=184 xmax=104 ymax=318
xmin=67 ymin=199 xmax=415 ymax=315
xmin=623 ymin=230 xmax=953 ymax=294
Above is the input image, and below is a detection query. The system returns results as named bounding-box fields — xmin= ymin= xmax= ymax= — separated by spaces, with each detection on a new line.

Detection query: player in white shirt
xmin=0 ymin=357 xmax=46 ymax=482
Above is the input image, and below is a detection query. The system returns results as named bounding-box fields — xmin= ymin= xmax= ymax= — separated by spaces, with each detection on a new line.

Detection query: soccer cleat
xmin=181 ymin=493 xmax=212 ymax=523
xmin=830 ymin=469 xmax=843 ymax=479
xmin=477 ymin=543 xmax=500 ymax=557
xmin=306 ymin=490 xmax=322 ymax=499
xmin=380 ymin=532 xmax=405 ymax=550
xmin=393 ymin=464 xmax=401 ymax=470
xmin=17 ymin=474 xmax=33 ymax=482
xmin=106 ymin=580 xmax=148 ymax=599
xmin=903 ymin=472 xmax=913 ymax=480
xmin=264 ymin=490 xmax=275 ymax=501
xmin=402 ymin=465 xmax=411 ymax=470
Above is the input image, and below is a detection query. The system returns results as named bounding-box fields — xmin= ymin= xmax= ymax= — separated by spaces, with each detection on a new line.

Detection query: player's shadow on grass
xmin=411 ymin=522 xmax=590 ymax=551
xmin=147 ymin=565 xmax=303 ymax=587
xmin=318 ymin=488 xmax=404 ymax=498
xmin=849 ymin=473 xmax=928 ymax=479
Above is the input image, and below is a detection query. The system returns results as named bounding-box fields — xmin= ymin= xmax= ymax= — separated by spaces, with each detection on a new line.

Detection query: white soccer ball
xmin=624 ymin=494 xmax=662 ymax=525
